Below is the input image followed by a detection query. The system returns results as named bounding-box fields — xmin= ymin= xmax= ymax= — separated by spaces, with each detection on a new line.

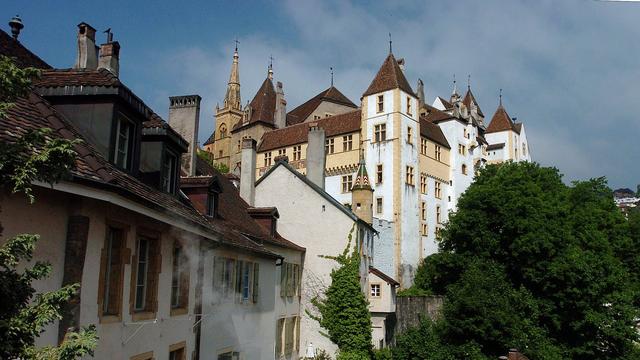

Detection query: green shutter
xmin=252 ymin=262 xmax=259 ymax=303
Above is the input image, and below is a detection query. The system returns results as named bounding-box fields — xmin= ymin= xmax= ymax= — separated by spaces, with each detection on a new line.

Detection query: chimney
xmin=416 ymin=78 xmax=425 ymax=108
xmin=98 ymin=30 xmax=120 ymax=76
xmin=306 ymin=123 xmax=326 ymax=190
xmin=274 ymin=81 xmax=287 ymax=129
xmin=240 ymin=138 xmax=257 ymax=205
xmin=8 ymin=15 xmax=24 ymax=41
xmin=168 ymin=95 xmax=201 ymax=177
xmin=74 ymin=22 xmax=98 ymax=70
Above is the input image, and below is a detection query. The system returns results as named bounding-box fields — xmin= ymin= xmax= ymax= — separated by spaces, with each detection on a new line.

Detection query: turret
xmin=351 ymin=153 xmax=373 ymax=224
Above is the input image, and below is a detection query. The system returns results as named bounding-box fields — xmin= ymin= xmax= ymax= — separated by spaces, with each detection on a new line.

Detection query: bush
xmin=373 ymin=348 xmax=392 ymax=360
xmin=336 ymin=350 xmax=370 ymax=360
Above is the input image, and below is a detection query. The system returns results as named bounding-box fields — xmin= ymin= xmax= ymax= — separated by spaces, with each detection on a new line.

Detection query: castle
xmin=204 ymin=47 xmax=532 ymax=286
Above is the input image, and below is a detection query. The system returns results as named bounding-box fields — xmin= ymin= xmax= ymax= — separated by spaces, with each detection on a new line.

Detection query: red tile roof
xmin=233 ymin=77 xmax=276 ymax=131
xmin=258 ymin=109 xmax=361 ymax=152
xmin=486 ymin=105 xmax=519 ymax=134
xmin=462 ymin=89 xmax=484 ymax=117
xmin=34 ymin=68 xmax=120 ymax=87
xmin=286 ymin=86 xmax=357 ymax=126
xmin=362 ymin=53 xmax=415 ymax=97
xmin=0 ymin=29 xmax=51 ymax=69
xmin=422 ymin=104 xmax=455 ymax=123
xmin=419 ymin=116 xmax=451 ymax=149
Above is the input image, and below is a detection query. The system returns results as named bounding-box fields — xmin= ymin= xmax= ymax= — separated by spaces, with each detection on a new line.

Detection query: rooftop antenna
xmin=103 ymin=28 xmax=113 ymax=43
xmin=330 ymin=67 xmax=334 ymax=87
xmin=388 ymin=32 xmax=392 ymax=54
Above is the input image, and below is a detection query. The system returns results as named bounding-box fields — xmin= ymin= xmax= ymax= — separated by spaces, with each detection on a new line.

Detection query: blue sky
xmin=5 ymin=0 xmax=640 ymax=189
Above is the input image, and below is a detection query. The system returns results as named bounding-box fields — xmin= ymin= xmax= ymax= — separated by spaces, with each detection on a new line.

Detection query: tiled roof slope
xmin=0 ymin=29 xmax=51 ymax=69
xmin=422 ymin=104 xmax=455 ymax=123
xmin=419 ymin=116 xmax=451 ymax=149
xmin=486 ymin=105 xmax=520 ymax=134
xmin=369 ymin=266 xmax=399 ymax=286
xmin=462 ymin=89 xmax=484 ymax=117
xmin=436 ymin=96 xmax=453 ymax=109
xmin=34 ymin=68 xmax=120 ymax=87
xmin=362 ymin=53 xmax=415 ymax=97
xmin=203 ymin=131 xmax=216 ymax=145
xmin=233 ymin=77 xmax=276 ymax=131
xmin=258 ymin=109 xmax=361 ymax=152
xmin=286 ymin=86 xmax=357 ymax=126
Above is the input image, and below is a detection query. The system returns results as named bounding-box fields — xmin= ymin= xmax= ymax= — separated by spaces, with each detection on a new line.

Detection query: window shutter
xmin=280 ymin=263 xmax=287 ymax=298
xmin=235 ymin=260 xmax=242 ymax=302
xmin=286 ymin=263 xmax=294 ymax=297
xmin=252 ymin=262 xmax=259 ymax=303
xmin=295 ymin=316 xmax=300 ymax=351
xmin=180 ymin=251 xmax=189 ymax=309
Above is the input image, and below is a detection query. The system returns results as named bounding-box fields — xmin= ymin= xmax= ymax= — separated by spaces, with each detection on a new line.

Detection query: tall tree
xmin=0 ymin=55 xmax=97 ymax=359
xmin=410 ymin=162 xmax=639 ymax=359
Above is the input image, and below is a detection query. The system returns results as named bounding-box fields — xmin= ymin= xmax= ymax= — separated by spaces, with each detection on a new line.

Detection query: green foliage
xmin=0 ymin=56 xmax=97 ymax=359
xmin=308 ymin=228 xmax=372 ymax=355
xmin=336 ymin=350 xmax=370 ymax=360
xmin=197 ymin=149 xmax=229 ymax=173
xmin=372 ymin=348 xmax=392 ymax=360
xmin=410 ymin=162 xmax=640 ymax=359
xmin=311 ymin=349 xmax=332 ymax=360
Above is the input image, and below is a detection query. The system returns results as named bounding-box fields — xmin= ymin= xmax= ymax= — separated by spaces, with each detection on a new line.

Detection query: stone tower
xmin=168 ymin=95 xmax=201 ymax=177
xmin=210 ymin=46 xmax=243 ymax=169
xmin=351 ymin=153 xmax=373 ymax=224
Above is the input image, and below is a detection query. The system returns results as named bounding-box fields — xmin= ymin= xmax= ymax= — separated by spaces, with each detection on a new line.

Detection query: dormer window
xmin=207 ymin=190 xmax=218 ymax=217
xmin=161 ymin=151 xmax=177 ymax=193
xmin=114 ymin=115 xmax=134 ymax=170
xmin=377 ymin=95 xmax=384 ymax=113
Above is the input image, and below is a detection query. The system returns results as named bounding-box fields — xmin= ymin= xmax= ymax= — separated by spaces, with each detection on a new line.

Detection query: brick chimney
xmin=240 ymin=138 xmax=257 ymax=205
xmin=274 ymin=81 xmax=287 ymax=129
xmin=168 ymin=95 xmax=201 ymax=176
xmin=306 ymin=123 xmax=326 ymax=190
xmin=74 ymin=22 xmax=98 ymax=70
xmin=98 ymin=36 xmax=120 ymax=76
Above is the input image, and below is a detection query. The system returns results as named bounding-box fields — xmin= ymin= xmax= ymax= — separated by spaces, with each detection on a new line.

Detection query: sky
xmin=5 ymin=0 xmax=640 ymax=189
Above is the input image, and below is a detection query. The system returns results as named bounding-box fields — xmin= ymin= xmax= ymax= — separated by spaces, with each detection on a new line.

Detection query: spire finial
xmin=452 ymin=74 xmax=458 ymax=95
xmin=467 ymin=74 xmax=471 ymax=90
xmin=268 ymin=55 xmax=274 ymax=79
xmin=234 ymin=38 xmax=239 ymax=52
xmin=388 ymin=32 xmax=392 ymax=54
xmin=330 ymin=67 xmax=334 ymax=87
xmin=499 ymin=88 xmax=503 ymax=107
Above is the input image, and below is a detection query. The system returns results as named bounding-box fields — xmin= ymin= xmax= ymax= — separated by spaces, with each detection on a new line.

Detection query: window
xmin=371 ymin=284 xmax=381 ymax=297
xmin=463 ymin=128 xmax=468 ymax=139
xmin=241 ymin=261 xmax=252 ymax=301
xmin=376 ymin=197 xmax=383 ymax=214
xmin=130 ymin=351 xmax=154 ymax=360
xmin=343 ymin=135 xmax=353 ymax=151
xmin=458 ymin=144 xmax=466 ymax=155
xmin=407 ymin=126 xmax=413 ymax=144
xmin=293 ymin=145 xmax=301 ymax=161
xmin=100 ymin=226 xmax=126 ymax=317
xmin=162 ymin=152 xmax=177 ymax=193
xmin=132 ymin=235 xmax=160 ymax=315
xmin=218 ymin=352 xmax=240 ymax=360
xmin=406 ymin=166 xmax=415 ymax=185
xmin=435 ymin=181 xmax=442 ymax=199
xmin=374 ymin=124 xmax=387 ymax=142
xmin=325 ymin=113 xmax=333 ymax=118
xmin=169 ymin=342 xmax=186 ymax=360
xmin=237 ymin=140 xmax=241 ymax=152
xmin=170 ymin=243 xmax=189 ymax=312
xmin=420 ymin=174 xmax=427 ymax=194
xmin=436 ymin=205 xmax=442 ymax=224
xmin=313 ymin=114 xmax=321 ymax=120
xmin=377 ymin=95 xmax=384 ymax=113
xmin=342 ymin=175 xmax=353 ymax=193
xmin=280 ymin=262 xmax=299 ymax=299
xmin=421 ymin=138 xmax=427 ymax=155
xmin=435 ymin=145 xmax=442 ymax=161
xmin=421 ymin=201 xmax=426 ymax=221
xmin=325 ymin=138 xmax=335 ymax=154
xmin=462 ymin=164 xmax=467 ymax=175
xmin=264 ymin=152 xmax=272 ymax=167
xmin=406 ymin=96 xmax=412 ymax=115
xmin=219 ymin=123 xmax=227 ymax=138
xmin=213 ymin=257 xmax=259 ymax=303
xmin=376 ymin=164 xmax=383 ymax=184
xmin=278 ymin=148 xmax=286 ymax=157
xmin=421 ymin=223 xmax=428 ymax=236
xmin=114 ymin=115 xmax=134 ymax=169
xmin=206 ymin=191 xmax=218 ymax=217
xmin=218 ymin=150 xmax=223 ymax=158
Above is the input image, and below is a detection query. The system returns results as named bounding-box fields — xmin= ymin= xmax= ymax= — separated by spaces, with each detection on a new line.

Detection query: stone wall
xmin=394 ymin=295 xmax=444 ymax=336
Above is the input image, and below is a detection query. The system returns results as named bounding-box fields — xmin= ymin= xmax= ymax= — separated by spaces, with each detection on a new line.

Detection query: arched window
xmin=461 ymin=164 xmax=467 ymax=175
xmin=219 ymin=123 xmax=227 ymax=139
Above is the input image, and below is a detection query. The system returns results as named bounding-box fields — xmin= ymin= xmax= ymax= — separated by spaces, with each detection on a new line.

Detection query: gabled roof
xmin=369 ymin=266 xmax=399 ymax=286
xmin=419 ymin=116 xmax=451 ymax=149
xmin=255 ymin=159 xmax=376 ymax=233
xmin=203 ymin=131 xmax=216 ymax=145
xmin=286 ymin=86 xmax=357 ymax=126
xmin=362 ymin=53 xmax=415 ymax=97
xmin=422 ymin=103 xmax=456 ymax=123
xmin=258 ymin=109 xmax=361 ymax=152
xmin=0 ymin=29 xmax=51 ymax=69
xmin=233 ymin=76 xmax=276 ymax=131
xmin=486 ymin=105 xmax=519 ymax=134
xmin=435 ymin=96 xmax=453 ymax=109
xmin=462 ymin=89 xmax=484 ymax=117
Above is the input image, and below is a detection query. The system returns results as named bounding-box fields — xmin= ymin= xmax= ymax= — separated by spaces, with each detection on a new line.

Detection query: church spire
xmin=224 ymin=42 xmax=241 ymax=111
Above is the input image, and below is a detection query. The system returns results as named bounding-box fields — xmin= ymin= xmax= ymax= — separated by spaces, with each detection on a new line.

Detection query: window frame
xmin=374 ymin=123 xmax=387 ymax=143
xmin=98 ymin=222 xmax=129 ymax=322
xmin=377 ymin=95 xmax=384 ymax=113
xmin=341 ymin=175 xmax=353 ymax=193
xmin=370 ymin=283 xmax=381 ymax=297
xmin=376 ymin=197 xmax=383 ymax=214
xmin=113 ymin=114 xmax=135 ymax=171
xmin=170 ymin=242 xmax=190 ymax=315
xmin=376 ymin=164 xmax=383 ymax=184
xmin=130 ymin=232 xmax=161 ymax=320
xmin=405 ymin=166 xmax=415 ymax=186
xmin=161 ymin=150 xmax=178 ymax=194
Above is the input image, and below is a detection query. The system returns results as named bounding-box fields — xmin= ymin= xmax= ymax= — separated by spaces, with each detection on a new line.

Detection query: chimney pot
xmin=306 ymin=125 xmax=326 ymax=190
xmin=8 ymin=15 xmax=24 ymax=40
xmin=168 ymin=95 xmax=202 ymax=177
xmin=98 ymin=41 xmax=120 ymax=76
xmin=74 ymin=22 xmax=98 ymax=70
xmin=240 ymin=138 xmax=257 ymax=205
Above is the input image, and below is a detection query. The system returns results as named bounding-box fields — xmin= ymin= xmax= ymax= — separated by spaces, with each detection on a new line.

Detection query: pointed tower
xmin=351 ymin=154 xmax=374 ymax=224
xmin=207 ymin=46 xmax=244 ymax=169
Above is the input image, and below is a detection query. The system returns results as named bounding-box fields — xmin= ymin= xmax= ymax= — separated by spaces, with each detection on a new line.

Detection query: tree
xmin=197 ymin=149 xmax=229 ymax=174
xmin=410 ymin=162 xmax=639 ymax=359
xmin=308 ymin=229 xmax=372 ymax=359
xmin=0 ymin=55 xmax=97 ymax=359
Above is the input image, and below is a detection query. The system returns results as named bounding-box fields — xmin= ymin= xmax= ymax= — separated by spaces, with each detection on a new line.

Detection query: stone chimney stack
xmin=168 ymin=95 xmax=201 ymax=177
xmin=74 ymin=22 xmax=98 ymax=70
xmin=416 ymin=78 xmax=425 ymax=108
xmin=306 ymin=123 xmax=326 ymax=190
xmin=274 ymin=81 xmax=287 ymax=129
xmin=240 ymin=138 xmax=257 ymax=206
xmin=98 ymin=30 xmax=120 ymax=77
